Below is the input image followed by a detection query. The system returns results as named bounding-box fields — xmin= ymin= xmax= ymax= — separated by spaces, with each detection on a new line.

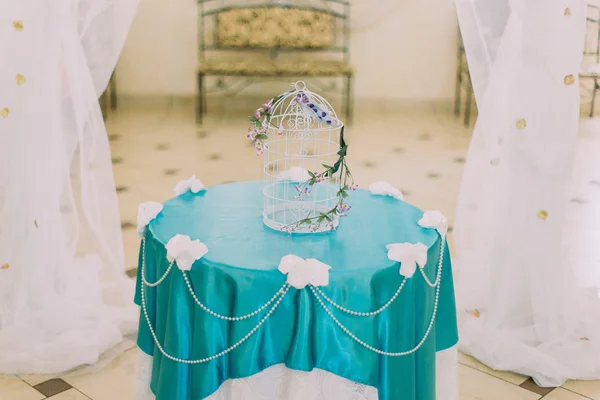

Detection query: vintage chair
xmin=581 ymin=4 xmax=600 ymax=118
xmin=197 ymin=1 xmax=353 ymax=124
xmin=100 ymin=73 xmax=118 ymax=120
xmin=454 ymin=33 xmax=475 ymax=127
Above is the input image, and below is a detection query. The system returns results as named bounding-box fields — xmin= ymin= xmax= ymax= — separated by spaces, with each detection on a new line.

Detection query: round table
xmin=135 ymin=181 xmax=458 ymax=400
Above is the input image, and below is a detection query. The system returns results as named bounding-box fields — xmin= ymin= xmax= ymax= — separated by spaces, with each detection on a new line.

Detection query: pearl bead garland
xmin=308 ymin=236 xmax=444 ymax=356
xmin=315 ymin=235 xmax=445 ymax=316
xmin=141 ymin=237 xmax=287 ymax=321
xmin=418 ymin=237 xmax=445 ymax=288
xmin=181 ymin=270 xmax=288 ymax=321
xmin=141 ymin=251 xmax=291 ymax=364
xmin=141 ymin=238 xmax=174 ymax=287
xmin=314 ymin=278 xmax=407 ymax=317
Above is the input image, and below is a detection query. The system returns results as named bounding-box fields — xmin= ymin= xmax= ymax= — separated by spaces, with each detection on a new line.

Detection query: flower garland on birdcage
xmin=247 ymin=90 xmax=357 ymax=232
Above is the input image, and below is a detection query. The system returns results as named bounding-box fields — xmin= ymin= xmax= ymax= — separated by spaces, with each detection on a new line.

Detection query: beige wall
xmin=117 ymin=0 xmax=458 ymax=102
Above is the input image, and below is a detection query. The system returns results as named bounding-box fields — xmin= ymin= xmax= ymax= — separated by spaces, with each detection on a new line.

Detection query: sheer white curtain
xmin=455 ymin=0 xmax=600 ymax=387
xmin=0 ymin=0 xmax=138 ymax=373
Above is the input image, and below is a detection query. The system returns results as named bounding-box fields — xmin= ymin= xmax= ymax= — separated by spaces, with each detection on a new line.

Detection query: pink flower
xmin=255 ymin=110 xmax=262 ymax=119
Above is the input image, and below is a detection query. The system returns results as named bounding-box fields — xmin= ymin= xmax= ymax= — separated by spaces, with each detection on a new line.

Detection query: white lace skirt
xmin=136 ymin=346 xmax=458 ymax=400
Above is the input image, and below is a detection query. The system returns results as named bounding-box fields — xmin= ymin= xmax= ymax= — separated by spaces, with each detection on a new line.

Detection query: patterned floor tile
xmin=0 ymin=378 xmax=44 ymax=400
xmin=458 ymin=352 xmax=529 ymax=386
xmin=46 ymin=388 xmax=91 ymax=399
xmin=519 ymin=378 xmax=556 ymax=396
xmin=33 ymin=378 xmax=72 ymax=397
xmin=543 ymin=388 xmax=594 ymax=400
xmin=562 ymin=380 xmax=600 ymax=400
xmin=459 ymin=364 xmax=541 ymax=400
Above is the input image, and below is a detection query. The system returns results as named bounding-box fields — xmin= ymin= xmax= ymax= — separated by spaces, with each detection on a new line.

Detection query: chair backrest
xmin=199 ymin=1 xmax=350 ymax=61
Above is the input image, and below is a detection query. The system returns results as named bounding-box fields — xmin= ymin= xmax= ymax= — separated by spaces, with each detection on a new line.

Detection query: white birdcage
xmin=260 ymin=81 xmax=345 ymax=233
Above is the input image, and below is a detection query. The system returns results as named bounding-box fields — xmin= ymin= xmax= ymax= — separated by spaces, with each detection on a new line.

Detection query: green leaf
xmin=317 ymin=216 xmax=325 ymax=223
xmin=331 ymin=159 xmax=342 ymax=174
xmin=255 ymin=134 xmax=268 ymax=140
xmin=248 ymin=116 xmax=259 ymax=122
xmin=322 ymin=164 xmax=332 ymax=170
xmin=337 ymin=145 xmax=348 ymax=157
xmin=308 ymin=170 xmax=315 ymax=178
xmin=255 ymin=121 xmax=262 ymax=128
xmin=341 ymin=191 xmax=348 ymax=198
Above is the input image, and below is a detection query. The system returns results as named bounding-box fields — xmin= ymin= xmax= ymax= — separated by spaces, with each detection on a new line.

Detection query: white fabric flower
xmin=174 ymin=175 xmax=206 ymax=196
xmin=386 ymin=243 xmax=428 ymax=278
xmin=165 ymin=234 xmax=208 ymax=271
xmin=418 ymin=210 xmax=448 ymax=236
xmin=276 ymin=167 xmax=311 ymax=182
xmin=368 ymin=181 xmax=404 ymax=200
xmin=137 ymin=202 xmax=163 ymax=237
xmin=278 ymin=254 xmax=331 ymax=289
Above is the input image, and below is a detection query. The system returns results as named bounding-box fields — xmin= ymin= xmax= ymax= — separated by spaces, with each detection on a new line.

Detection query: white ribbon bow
xmin=165 ymin=234 xmax=208 ymax=271
xmin=418 ymin=210 xmax=448 ymax=237
xmin=368 ymin=181 xmax=404 ymax=200
xmin=386 ymin=243 xmax=428 ymax=278
xmin=174 ymin=175 xmax=206 ymax=196
xmin=137 ymin=202 xmax=163 ymax=237
xmin=278 ymin=255 xmax=331 ymax=289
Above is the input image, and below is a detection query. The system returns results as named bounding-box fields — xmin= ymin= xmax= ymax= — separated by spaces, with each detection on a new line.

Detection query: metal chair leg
xmin=110 ymin=73 xmax=118 ymax=111
xmin=455 ymin=73 xmax=462 ymax=117
xmin=464 ymin=87 xmax=472 ymax=127
xmin=344 ymin=74 xmax=353 ymax=126
xmin=197 ymin=72 xmax=204 ymax=125
xmin=591 ymin=78 xmax=598 ymax=118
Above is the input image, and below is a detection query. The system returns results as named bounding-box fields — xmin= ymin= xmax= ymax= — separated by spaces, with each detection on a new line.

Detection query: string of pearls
xmin=307 ymin=241 xmax=443 ymax=356
xmin=181 ymin=270 xmax=288 ymax=321
xmin=141 ymin=237 xmax=288 ymax=320
xmin=418 ymin=237 xmax=445 ymax=288
xmin=141 ymin=253 xmax=291 ymax=364
xmin=140 ymin=238 xmax=174 ymax=287
xmin=312 ymin=235 xmax=445 ymax=315
xmin=314 ymin=278 xmax=407 ymax=317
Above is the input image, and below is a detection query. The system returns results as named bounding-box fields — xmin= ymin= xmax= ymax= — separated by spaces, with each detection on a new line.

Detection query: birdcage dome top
xmin=265 ymin=81 xmax=343 ymax=133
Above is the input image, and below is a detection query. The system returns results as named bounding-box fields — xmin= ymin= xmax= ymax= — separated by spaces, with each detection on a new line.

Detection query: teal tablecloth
xmin=135 ymin=181 xmax=458 ymax=400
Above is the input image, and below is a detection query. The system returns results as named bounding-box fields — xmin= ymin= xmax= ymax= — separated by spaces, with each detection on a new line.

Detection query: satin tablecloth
xmin=135 ymin=181 xmax=459 ymax=400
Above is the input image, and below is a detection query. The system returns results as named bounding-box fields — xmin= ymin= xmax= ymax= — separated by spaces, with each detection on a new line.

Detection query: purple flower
xmin=294 ymin=185 xmax=301 ymax=193
xmin=255 ymin=110 xmax=262 ymax=119
xmin=304 ymin=188 xmax=311 ymax=197
xmin=338 ymin=202 xmax=351 ymax=213
xmin=277 ymin=131 xmax=283 ymax=136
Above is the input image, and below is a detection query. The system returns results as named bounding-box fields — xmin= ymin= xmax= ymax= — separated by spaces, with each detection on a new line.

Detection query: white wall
xmin=117 ymin=0 xmax=458 ymax=102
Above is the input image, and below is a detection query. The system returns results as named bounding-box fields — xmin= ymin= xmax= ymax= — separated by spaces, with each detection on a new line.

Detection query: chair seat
xmin=199 ymin=60 xmax=353 ymax=77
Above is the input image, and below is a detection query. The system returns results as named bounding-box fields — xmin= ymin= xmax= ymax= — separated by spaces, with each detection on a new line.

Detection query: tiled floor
xmin=1 ymin=99 xmax=599 ymax=399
